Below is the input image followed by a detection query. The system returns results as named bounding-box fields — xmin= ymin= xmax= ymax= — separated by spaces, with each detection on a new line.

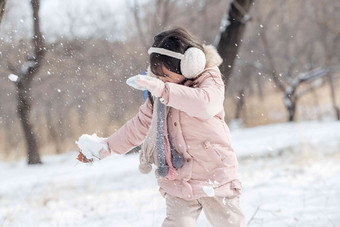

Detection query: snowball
xmin=203 ymin=186 xmax=215 ymax=197
xmin=126 ymin=75 xmax=159 ymax=90
xmin=75 ymin=134 xmax=108 ymax=159
xmin=8 ymin=74 xmax=19 ymax=82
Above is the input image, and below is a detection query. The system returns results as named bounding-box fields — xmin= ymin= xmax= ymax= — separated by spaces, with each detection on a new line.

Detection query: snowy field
xmin=1 ymin=121 xmax=340 ymax=227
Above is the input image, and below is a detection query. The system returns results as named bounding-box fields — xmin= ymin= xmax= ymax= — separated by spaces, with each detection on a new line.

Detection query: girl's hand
xmin=77 ymin=146 xmax=110 ymax=164
xmin=99 ymin=147 xmax=111 ymax=159
xmin=136 ymin=77 xmax=165 ymax=97
xmin=77 ymin=151 xmax=94 ymax=164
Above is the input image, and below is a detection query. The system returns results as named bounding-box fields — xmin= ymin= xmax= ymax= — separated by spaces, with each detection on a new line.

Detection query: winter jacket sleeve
xmin=106 ymin=98 xmax=153 ymax=154
xmin=162 ymin=68 xmax=225 ymax=120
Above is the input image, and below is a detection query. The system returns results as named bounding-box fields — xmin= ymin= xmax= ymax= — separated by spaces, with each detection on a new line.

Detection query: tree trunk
xmin=0 ymin=0 xmax=6 ymax=24
xmin=235 ymin=88 xmax=245 ymax=119
xmin=16 ymin=81 xmax=41 ymax=164
xmin=288 ymin=103 xmax=296 ymax=122
xmin=327 ymin=73 xmax=340 ymax=120
xmin=11 ymin=0 xmax=46 ymax=164
xmin=216 ymin=0 xmax=254 ymax=86
xmin=336 ymin=108 xmax=340 ymax=121
xmin=285 ymin=95 xmax=297 ymax=122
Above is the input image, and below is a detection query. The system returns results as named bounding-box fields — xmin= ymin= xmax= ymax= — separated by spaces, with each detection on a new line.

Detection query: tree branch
xmin=259 ymin=24 xmax=287 ymax=92
xmin=295 ymin=79 xmax=325 ymax=99
xmin=129 ymin=0 xmax=149 ymax=51
xmin=286 ymin=67 xmax=329 ymax=98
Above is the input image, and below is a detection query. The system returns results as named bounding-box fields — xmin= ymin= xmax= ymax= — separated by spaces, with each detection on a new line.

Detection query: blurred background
xmin=0 ymin=0 xmax=339 ymax=162
xmin=1 ymin=1 xmax=340 ymax=226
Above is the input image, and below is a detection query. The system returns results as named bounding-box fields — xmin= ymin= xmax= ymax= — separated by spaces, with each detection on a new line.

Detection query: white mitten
xmin=126 ymin=75 xmax=162 ymax=92
xmin=75 ymin=133 xmax=109 ymax=162
xmin=135 ymin=77 xmax=165 ymax=97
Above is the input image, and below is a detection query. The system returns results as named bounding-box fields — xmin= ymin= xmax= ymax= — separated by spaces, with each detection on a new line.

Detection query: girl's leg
xmin=162 ymin=194 xmax=202 ymax=227
xmin=200 ymin=195 xmax=246 ymax=227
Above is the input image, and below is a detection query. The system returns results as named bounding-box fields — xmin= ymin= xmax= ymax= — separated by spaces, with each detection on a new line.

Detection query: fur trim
xmin=203 ymin=44 xmax=223 ymax=68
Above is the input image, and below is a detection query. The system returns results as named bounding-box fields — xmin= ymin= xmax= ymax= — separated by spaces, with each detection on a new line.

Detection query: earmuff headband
xmin=148 ymin=47 xmax=184 ymax=60
xmin=148 ymin=46 xmax=206 ymax=79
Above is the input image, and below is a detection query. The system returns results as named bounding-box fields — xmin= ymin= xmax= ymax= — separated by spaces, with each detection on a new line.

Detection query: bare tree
xmin=128 ymin=0 xmax=175 ymax=50
xmin=216 ymin=0 xmax=255 ymax=86
xmin=283 ymin=68 xmax=329 ymax=121
xmin=313 ymin=0 xmax=340 ymax=120
xmin=8 ymin=0 xmax=46 ymax=164
xmin=0 ymin=0 xmax=5 ymax=24
xmin=258 ymin=16 xmax=329 ymax=121
xmin=129 ymin=0 xmax=150 ymax=50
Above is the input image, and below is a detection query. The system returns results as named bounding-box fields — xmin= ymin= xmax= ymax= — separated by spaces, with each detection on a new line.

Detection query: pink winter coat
xmin=107 ymin=45 xmax=242 ymax=200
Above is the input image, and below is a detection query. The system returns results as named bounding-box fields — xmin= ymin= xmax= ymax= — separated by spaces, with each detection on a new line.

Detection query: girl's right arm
xmin=105 ymin=98 xmax=153 ymax=155
xmin=162 ymin=69 xmax=224 ymax=120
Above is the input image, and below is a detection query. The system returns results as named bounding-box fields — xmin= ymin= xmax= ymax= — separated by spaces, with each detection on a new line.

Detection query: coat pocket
xmin=202 ymin=140 xmax=237 ymax=168
xmin=201 ymin=140 xmax=222 ymax=163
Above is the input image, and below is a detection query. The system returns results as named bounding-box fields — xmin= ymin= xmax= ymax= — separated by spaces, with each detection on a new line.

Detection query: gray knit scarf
xmin=139 ymin=97 xmax=184 ymax=179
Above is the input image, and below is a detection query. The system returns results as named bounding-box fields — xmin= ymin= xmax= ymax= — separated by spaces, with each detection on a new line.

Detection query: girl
xmin=87 ymin=27 xmax=246 ymax=227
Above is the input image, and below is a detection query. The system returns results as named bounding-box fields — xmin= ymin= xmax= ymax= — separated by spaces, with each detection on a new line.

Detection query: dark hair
xmin=150 ymin=27 xmax=203 ymax=76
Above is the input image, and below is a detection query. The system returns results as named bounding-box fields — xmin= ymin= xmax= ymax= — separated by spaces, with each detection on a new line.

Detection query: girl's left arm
xmin=162 ymin=70 xmax=225 ymax=120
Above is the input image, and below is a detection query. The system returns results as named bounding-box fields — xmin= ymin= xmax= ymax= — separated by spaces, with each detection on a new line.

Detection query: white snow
xmin=1 ymin=121 xmax=340 ymax=226
xmin=202 ymin=186 xmax=215 ymax=197
xmin=7 ymin=74 xmax=19 ymax=82
xmin=231 ymin=121 xmax=340 ymax=158
xmin=75 ymin=134 xmax=108 ymax=160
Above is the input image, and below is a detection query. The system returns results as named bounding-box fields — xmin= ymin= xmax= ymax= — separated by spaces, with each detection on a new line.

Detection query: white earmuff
xmin=148 ymin=47 xmax=206 ymax=79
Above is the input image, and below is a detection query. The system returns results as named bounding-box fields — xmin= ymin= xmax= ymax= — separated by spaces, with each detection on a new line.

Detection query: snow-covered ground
xmin=1 ymin=121 xmax=340 ymax=227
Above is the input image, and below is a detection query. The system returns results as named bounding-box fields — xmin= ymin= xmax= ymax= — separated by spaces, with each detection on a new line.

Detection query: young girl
xmin=84 ymin=27 xmax=246 ymax=227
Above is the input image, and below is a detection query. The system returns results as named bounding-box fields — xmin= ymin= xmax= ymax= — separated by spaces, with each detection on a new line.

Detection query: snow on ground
xmin=0 ymin=121 xmax=340 ymax=226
